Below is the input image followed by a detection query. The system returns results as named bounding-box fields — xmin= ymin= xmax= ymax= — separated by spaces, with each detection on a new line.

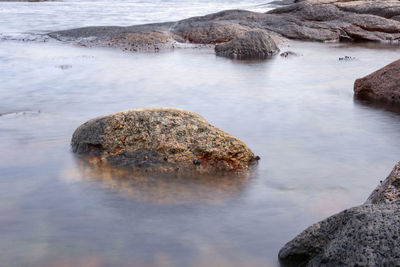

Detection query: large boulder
xmin=279 ymin=161 xmax=400 ymax=266
xmin=354 ymin=59 xmax=400 ymax=104
xmin=214 ymin=30 xmax=279 ymax=59
xmin=170 ymin=20 xmax=250 ymax=44
xmin=279 ymin=202 xmax=400 ymax=266
xmin=71 ymin=108 xmax=257 ymax=173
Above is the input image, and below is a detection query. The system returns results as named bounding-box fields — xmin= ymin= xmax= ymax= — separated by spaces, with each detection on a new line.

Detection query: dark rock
xmin=279 ymin=202 xmax=400 ymax=266
xmin=280 ymin=51 xmax=299 ymax=57
xmin=338 ymin=55 xmax=356 ymax=61
xmin=215 ymin=30 xmax=279 ymax=59
xmin=71 ymin=108 xmax=257 ymax=173
xmin=170 ymin=20 xmax=250 ymax=44
xmin=48 ymin=1 xmax=400 ymax=52
xmin=354 ymin=59 xmax=400 ymax=104
xmin=279 ymin=161 xmax=400 ymax=266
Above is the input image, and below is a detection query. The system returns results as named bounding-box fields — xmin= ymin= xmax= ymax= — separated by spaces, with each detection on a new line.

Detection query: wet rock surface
xmin=354 ymin=59 xmax=400 ymax=104
xmin=279 ymin=161 xmax=400 ymax=266
xmin=215 ymin=30 xmax=279 ymax=59
xmin=48 ymin=1 xmax=400 ymax=53
xmin=71 ymin=108 xmax=257 ymax=173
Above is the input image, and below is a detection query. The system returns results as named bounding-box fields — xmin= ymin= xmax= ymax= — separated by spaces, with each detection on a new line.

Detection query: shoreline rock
xmin=279 ymin=161 xmax=400 ymax=266
xmin=48 ymin=1 xmax=400 ymax=57
xmin=354 ymin=59 xmax=400 ymax=105
xmin=215 ymin=30 xmax=279 ymax=59
xmin=71 ymin=108 xmax=258 ymax=174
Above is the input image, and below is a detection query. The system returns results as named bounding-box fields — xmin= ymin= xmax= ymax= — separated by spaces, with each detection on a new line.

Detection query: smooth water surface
xmin=2 ymin=1 xmax=400 ymax=266
xmin=1 ymin=40 xmax=400 ymax=266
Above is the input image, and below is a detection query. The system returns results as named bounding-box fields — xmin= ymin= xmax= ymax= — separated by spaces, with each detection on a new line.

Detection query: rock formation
xmin=215 ymin=30 xmax=279 ymax=59
xmin=354 ymin=59 xmax=400 ymax=105
xmin=279 ymin=161 xmax=400 ymax=266
xmin=49 ymin=0 xmax=400 ymax=55
xmin=71 ymin=108 xmax=257 ymax=173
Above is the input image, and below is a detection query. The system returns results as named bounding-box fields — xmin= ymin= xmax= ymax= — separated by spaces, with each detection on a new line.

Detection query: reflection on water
xmin=65 ymin=158 xmax=253 ymax=205
xmin=1 ymin=39 xmax=400 ymax=266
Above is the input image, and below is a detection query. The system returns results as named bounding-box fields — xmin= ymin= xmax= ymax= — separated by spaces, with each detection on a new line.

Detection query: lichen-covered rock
xmin=354 ymin=59 xmax=400 ymax=104
xmin=71 ymin=108 xmax=257 ymax=173
xmin=367 ymin=162 xmax=400 ymax=204
xmin=215 ymin=30 xmax=279 ymax=59
xmin=278 ymin=202 xmax=400 ymax=266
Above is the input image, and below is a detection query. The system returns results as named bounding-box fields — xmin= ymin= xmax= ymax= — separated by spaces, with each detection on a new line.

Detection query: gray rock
xmin=354 ymin=59 xmax=400 ymax=104
xmin=71 ymin=108 xmax=257 ymax=173
xmin=367 ymin=162 xmax=400 ymax=204
xmin=279 ymin=202 xmax=400 ymax=266
xmin=170 ymin=20 xmax=250 ymax=44
xmin=215 ymin=30 xmax=279 ymax=59
xmin=279 ymin=161 xmax=400 ymax=266
xmin=48 ymin=1 xmax=400 ymax=53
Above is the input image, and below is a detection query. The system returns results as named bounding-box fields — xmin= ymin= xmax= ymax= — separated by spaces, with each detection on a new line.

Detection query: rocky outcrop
xmin=215 ymin=30 xmax=279 ymax=59
xmin=279 ymin=161 xmax=400 ymax=266
xmin=170 ymin=21 xmax=250 ymax=44
xmin=354 ymin=59 xmax=400 ymax=104
xmin=71 ymin=108 xmax=257 ymax=173
xmin=48 ymin=1 xmax=400 ymax=54
xmin=279 ymin=202 xmax=400 ymax=266
xmin=367 ymin=162 xmax=400 ymax=204
xmin=49 ymin=23 xmax=181 ymax=52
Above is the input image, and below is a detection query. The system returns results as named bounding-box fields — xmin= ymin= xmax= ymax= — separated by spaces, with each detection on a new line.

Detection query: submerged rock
xmin=215 ymin=30 xmax=279 ymax=59
xmin=280 ymin=51 xmax=299 ymax=57
xmin=71 ymin=108 xmax=257 ymax=173
xmin=354 ymin=59 xmax=400 ymax=104
xmin=279 ymin=161 xmax=400 ymax=266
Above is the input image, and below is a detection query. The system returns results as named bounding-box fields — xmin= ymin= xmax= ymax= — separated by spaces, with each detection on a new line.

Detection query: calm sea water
xmin=1 ymin=1 xmax=400 ymax=267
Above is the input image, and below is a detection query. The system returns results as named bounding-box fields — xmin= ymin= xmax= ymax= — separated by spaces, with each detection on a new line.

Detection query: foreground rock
xmin=354 ymin=59 xmax=400 ymax=105
xmin=367 ymin=162 xmax=400 ymax=204
xmin=49 ymin=1 xmax=400 ymax=54
xmin=279 ymin=202 xmax=400 ymax=266
xmin=215 ymin=30 xmax=279 ymax=59
xmin=71 ymin=108 xmax=257 ymax=173
xmin=279 ymin=161 xmax=400 ymax=266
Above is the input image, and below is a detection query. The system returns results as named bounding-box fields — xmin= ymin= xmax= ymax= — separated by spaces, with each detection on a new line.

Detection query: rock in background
xmin=354 ymin=59 xmax=400 ymax=105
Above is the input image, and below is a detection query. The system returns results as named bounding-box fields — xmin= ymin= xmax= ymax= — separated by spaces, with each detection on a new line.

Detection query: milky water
xmin=2 ymin=1 xmax=400 ymax=267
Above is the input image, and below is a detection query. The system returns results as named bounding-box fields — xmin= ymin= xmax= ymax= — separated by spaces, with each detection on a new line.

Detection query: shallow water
xmin=2 ymin=39 xmax=400 ymax=266
xmin=2 ymin=1 xmax=400 ymax=266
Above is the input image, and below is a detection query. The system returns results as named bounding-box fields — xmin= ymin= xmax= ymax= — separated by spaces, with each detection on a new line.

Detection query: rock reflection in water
xmin=66 ymin=158 xmax=253 ymax=205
